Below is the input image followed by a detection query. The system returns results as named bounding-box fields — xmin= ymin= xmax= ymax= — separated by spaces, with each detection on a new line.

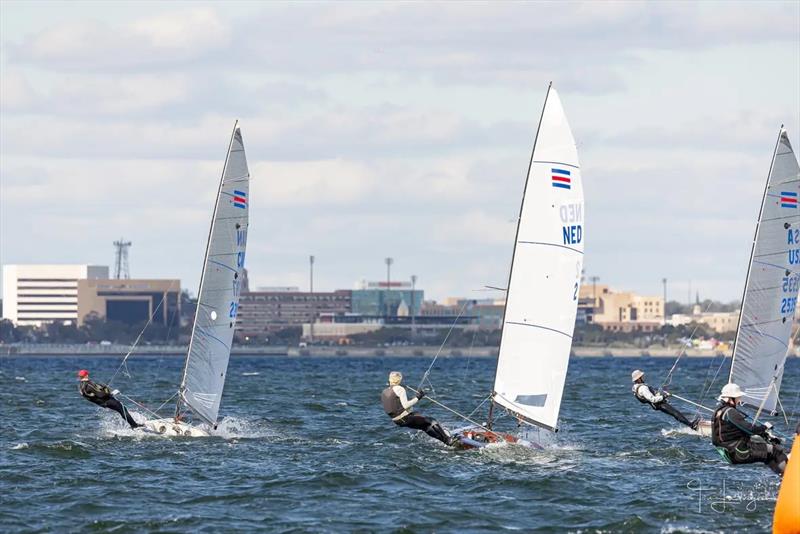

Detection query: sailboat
xmin=692 ymin=128 xmax=800 ymax=437
xmin=453 ymin=84 xmax=584 ymax=449
xmin=143 ymin=123 xmax=250 ymax=437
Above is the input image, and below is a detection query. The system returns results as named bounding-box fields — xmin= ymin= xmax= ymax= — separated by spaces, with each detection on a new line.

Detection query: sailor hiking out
xmin=77 ymin=370 xmax=143 ymax=429
xmin=631 ymin=370 xmax=700 ymax=430
xmin=381 ymin=371 xmax=453 ymax=446
xmin=711 ymin=383 xmax=788 ymax=475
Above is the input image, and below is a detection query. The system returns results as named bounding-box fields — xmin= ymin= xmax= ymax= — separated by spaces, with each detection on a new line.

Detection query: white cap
xmin=388 ymin=371 xmax=403 ymax=386
xmin=631 ymin=370 xmax=644 ymax=382
xmin=719 ymin=383 xmax=745 ymax=400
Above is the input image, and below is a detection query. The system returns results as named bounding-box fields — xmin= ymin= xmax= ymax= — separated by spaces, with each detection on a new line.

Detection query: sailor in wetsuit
xmin=77 ymin=369 xmax=142 ymax=428
xmin=381 ymin=371 xmax=453 ymax=446
xmin=631 ymin=369 xmax=700 ymax=430
xmin=711 ymin=383 xmax=788 ymax=475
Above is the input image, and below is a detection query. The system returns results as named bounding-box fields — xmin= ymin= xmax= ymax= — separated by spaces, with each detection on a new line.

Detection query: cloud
xmin=9 ymin=2 xmax=797 ymax=86
xmin=12 ymin=8 xmax=230 ymax=70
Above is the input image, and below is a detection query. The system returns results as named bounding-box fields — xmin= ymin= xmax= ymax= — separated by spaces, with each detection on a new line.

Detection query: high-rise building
xmin=2 ymin=264 xmax=109 ymax=325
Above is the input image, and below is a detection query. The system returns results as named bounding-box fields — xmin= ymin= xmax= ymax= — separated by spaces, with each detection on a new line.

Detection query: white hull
xmin=697 ymin=419 xmax=712 ymax=437
xmin=142 ymin=418 xmax=210 ymax=437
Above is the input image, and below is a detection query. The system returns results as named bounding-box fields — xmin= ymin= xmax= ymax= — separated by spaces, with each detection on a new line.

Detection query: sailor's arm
xmin=393 ymin=385 xmax=418 ymax=410
xmin=726 ymin=408 xmax=767 ymax=435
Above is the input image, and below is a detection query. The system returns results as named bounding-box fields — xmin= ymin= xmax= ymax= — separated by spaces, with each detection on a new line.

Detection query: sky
xmin=1 ymin=1 xmax=799 ymax=303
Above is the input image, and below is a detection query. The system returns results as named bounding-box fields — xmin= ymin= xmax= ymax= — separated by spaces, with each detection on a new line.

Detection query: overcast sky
xmin=1 ymin=1 xmax=799 ymax=303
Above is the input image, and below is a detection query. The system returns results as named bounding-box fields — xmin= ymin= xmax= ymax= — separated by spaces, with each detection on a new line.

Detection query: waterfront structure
xmin=236 ymin=289 xmax=352 ymax=337
xmin=77 ymin=278 xmax=181 ymax=327
xmin=2 ymin=264 xmax=109 ymax=326
xmin=578 ymin=284 xmax=664 ymax=332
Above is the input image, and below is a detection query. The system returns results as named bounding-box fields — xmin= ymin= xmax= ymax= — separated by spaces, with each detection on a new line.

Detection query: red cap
xmin=77 ymin=370 xmax=89 ymax=378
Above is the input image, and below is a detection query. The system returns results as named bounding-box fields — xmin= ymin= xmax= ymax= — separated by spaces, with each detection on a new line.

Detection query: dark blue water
xmin=2 ymin=355 xmax=797 ymax=532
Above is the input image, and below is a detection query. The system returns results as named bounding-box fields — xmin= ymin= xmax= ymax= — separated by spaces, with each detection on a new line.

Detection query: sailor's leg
xmin=766 ymin=444 xmax=788 ymax=475
xmin=656 ymin=402 xmax=692 ymax=426
xmin=399 ymin=414 xmax=450 ymax=445
xmin=103 ymin=398 xmax=140 ymax=428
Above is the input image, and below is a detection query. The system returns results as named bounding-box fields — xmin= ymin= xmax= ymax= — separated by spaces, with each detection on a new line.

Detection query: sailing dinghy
xmin=143 ymin=123 xmax=250 ymax=437
xmin=452 ymin=84 xmax=584 ymax=449
xmin=689 ymin=128 xmax=800 ymax=437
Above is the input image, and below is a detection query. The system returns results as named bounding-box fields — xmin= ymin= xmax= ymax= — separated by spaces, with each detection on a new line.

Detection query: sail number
xmin=560 ymin=203 xmax=583 ymax=246
xmin=781 ymin=297 xmax=797 ymax=315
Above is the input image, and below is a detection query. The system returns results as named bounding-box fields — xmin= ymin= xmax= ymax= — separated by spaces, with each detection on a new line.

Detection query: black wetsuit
xmin=633 ymin=382 xmax=694 ymax=427
xmin=381 ymin=386 xmax=451 ymax=445
xmin=711 ymin=403 xmax=788 ymax=475
xmin=79 ymin=379 xmax=141 ymax=428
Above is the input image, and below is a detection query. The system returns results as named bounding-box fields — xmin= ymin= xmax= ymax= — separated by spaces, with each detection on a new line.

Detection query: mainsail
xmin=178 ymin=124 xmax=250 ymax=426
xmin=491 ymin=85 xmax=584 ymax=432
xmin=730 ymin=128 xmax=800 ymax=414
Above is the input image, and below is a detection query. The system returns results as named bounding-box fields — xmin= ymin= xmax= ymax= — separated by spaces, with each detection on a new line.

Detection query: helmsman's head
xmin=388 ymin=371 xmax=403 ymax=386
xmin=631 ymin=369 xmax=645 ymax=384
xmin=719 ymin=383 xmax=744 ymax=405
xmin=77 ymin=369 xmax=90 ymax=382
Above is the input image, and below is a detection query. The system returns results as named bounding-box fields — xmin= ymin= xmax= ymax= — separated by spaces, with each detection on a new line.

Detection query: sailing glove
xmin=416 ymin=389 xmax=426 ymax=400
xmin=112 ymin=389 xmax=120 ymax=396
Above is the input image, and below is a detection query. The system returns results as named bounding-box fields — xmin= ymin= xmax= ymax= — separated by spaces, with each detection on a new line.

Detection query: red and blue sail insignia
xmin=780 ymin=191 xmax=797 ymax=209
xmin=233 ymin=190 xmax=247 ymax=209
xmin=551 ymin=168 xmax=571 ymax=190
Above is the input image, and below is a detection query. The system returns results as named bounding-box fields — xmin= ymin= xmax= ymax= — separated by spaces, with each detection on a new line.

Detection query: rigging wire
xmin=107 ymin=280 xmax=176 ymax=387
xmin=660 ymin=301 xmax=714 ymax=390
xmin=406 ymin=385 xmax=492 ymax=432
xmin=417 ymin=300 xmax=470 ymax=391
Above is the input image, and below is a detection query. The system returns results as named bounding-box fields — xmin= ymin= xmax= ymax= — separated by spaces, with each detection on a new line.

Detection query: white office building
xmin=2 ymin=264 xmax=109 ymax=326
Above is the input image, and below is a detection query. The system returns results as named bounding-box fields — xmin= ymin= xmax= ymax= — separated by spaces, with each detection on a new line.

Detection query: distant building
xmin=578 ymin=284 xmax=664 ymax=332
xmin=668 ymin=305 xmax=739 ymax=333
xmin=77 ymin=278 xmax=181 ymax=326
xmin=302 ymin=313 xmax=384 ymax=341
xmin=2 ymin=264 xmax=109 ymax=326
xmin=236 ymin=289 xmax=352 ymax=337
xmin=422 ymin=298 xmax=504 ymax=329
xmin=351 ymin=282 xmax=423 ymax=316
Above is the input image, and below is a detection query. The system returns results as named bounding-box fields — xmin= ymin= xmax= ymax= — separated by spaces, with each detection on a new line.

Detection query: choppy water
xmin=2 ymin=354 xmax=798 ymax=532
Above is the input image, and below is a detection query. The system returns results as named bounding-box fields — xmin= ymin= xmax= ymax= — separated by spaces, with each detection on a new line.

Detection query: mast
xmin=729 ymin=127 xmax=785 ymax=383
xmin=176 ymin=121 xmax=240 ymax=421
xmin=487 ymin=83 xmax=552 ymax=429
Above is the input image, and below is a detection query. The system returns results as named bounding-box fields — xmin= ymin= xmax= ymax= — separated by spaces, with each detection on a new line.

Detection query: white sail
xmin=179 ymin=124 xmax=250 ymax=425
xmin=730 ymin=129 xmax=800 ymax=414
xmin=491 ymin=85 xmax=583 ymax=431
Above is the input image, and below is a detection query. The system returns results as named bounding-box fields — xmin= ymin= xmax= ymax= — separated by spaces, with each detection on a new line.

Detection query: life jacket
xmin=712 ymin=404 xmax=746 ymax=449
xmin=632 ymin=383 xmax=659 ymax=409
xmin=80 ymin=380 xmax=112 ymax=403
xmin=381 ymin=386 xmax=405 ymax=418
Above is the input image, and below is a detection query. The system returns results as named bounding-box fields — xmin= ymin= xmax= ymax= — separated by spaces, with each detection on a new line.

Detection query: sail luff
xmin=488 ymin=83 xmax=553 ymax=428
xmin=177 ymin=121 xmax=246 ymax=425
xmin=729 ymin=127 xmax=800 ymax=413
xmin=729 ymin=128 xmax=783 ymax=384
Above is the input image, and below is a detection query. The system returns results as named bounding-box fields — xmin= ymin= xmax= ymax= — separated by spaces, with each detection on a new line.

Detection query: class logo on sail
xmin=780 ymin=191 xmax=797 ymax=209
xmin=232 ymin=190 xmax=247 ymax=209
xmin=551 ymin=168 xmax=572 ymax=190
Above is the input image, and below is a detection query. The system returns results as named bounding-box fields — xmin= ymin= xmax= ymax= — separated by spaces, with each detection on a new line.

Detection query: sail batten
xmin=730 ymin=129 xmax=800 ymax=413
xmin=491 ymin=86 xmax=583 ymax=431
xmin=178 ymin=124 xmax=250 ymax=425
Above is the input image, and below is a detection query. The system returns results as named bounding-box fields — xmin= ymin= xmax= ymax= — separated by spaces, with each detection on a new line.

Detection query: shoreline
xmin=0 ymin=344 xmax=766 ymax=358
